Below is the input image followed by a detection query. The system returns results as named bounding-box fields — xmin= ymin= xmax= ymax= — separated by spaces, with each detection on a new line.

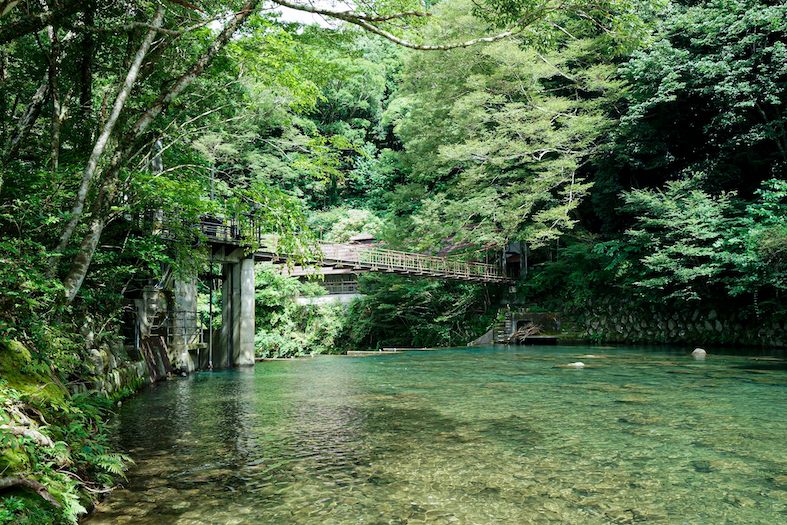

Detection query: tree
xmin=591 ymin=0 xmax=787 ymax=233
xmin=618 ymin=176 xmax=750 ymax=301
xmin=1 ymin=0 xmax=637 ymax=302
xmin=387 ymin=0 xmax=624 ymax=251
xmin=344 ymin=273 xmax=498 ymax=348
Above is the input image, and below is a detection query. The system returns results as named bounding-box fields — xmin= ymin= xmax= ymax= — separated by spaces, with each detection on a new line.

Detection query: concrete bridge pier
xmin=215 ymin=256 xmax=255 ymax=368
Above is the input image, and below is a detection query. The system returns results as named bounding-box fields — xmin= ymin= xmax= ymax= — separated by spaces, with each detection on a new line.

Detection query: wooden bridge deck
xmin=199 ymin=218 xmax=513 ymax=284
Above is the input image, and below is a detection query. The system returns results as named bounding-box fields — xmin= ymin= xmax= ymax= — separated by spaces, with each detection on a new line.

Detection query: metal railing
xmin=322 ymin=280 xmax=359 ymax=294
xmin=356 ymin=247 xmax=506 ymax=281
xmin=316 ymin=244 xmax=506 ymax=281
xmin=196 ymin=217 xmax=512 ymax=284
xmin=197 ymin=216 xmax=270 ymax=247
xmin=166 ymin=310 xmax=203 ymax=347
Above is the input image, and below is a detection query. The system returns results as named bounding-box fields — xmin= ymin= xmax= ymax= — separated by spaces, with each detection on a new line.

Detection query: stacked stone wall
xmin=72 ymin=336 xmax=148 ymax=398
xmin=558 ymin=296 xmax=787 ymax=348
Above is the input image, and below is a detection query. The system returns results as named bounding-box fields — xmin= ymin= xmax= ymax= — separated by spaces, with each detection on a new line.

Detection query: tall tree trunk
xmin=2 ymin=29 xmax=74 ymax=165
xmin=77 ymin=0 xmax=95 ymax=150
xmin=0 ymin=44 xmax=7 ymax=126
xmin=52 ymin=5 xmax=164 ymax=266
xmin=62 ymin=172 xmax=114 ymax=303
xmin=48 ymin=23 xmax=62 ymax=172
xmin=61 ymin=0 xmax=260 ymax=303
xmin=1 ymin=74 xmax=49 ymax=162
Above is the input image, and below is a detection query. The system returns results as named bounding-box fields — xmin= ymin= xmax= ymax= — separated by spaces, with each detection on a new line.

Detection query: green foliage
xmin=345 ymin=145 xmax=403 ymax=210
xmin=343 ymin=274 xmax=498 ymax=349
xmin=0 ymin=169 xmax=143 ymax=525
xmin=389 ymin=7 xmax=623 ymax=249
xmin=593 ymin=0 xmax=787 ymax=232
xmin=738 ymin=179 xmax=787 ymax=296
xmin=0 ymin=380 xmax=133 ymax=525
xmin=584 ymin=177 xmax=787 ymax=305
xmin=307 ymin=207 xmax=384 ymax=242
xmin=0 ymin=494 xmax=57 ymax=525
xmin=618 ymin=176 xmax=750 ymax=300
xmin=522 ymin=238 xmax=624 ymax=309
xmin=253 ymin=265 xmax=345 ymax=357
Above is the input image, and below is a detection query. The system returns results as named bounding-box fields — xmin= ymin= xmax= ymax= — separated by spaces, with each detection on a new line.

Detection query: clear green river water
xmin=85 ymin=345 xmax=787 ymax=525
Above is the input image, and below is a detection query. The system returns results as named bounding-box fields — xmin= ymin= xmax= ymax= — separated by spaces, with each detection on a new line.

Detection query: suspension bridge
xmin=139 ymin=216 xmax=515 ymax=377
xmin=199 ymin=217 xmax=514 ymax=285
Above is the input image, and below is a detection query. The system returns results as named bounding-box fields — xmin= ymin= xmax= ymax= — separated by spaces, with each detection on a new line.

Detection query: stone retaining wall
xmin=71 ymin=337 xmax=148 ymax=398
xmin=72 ymin=362 xmax=147 ymax=398
xmin=560 ymin=296 xmax=787 ymax=348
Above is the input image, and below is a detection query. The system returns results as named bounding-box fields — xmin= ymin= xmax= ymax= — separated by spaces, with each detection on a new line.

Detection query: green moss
xmin=0 ymin=340 xmax=66 ymax=405
xmin=0 ymin=447 xmax=31 ymax=471
xmin=0 ymin=340 xmax=34 ymax=384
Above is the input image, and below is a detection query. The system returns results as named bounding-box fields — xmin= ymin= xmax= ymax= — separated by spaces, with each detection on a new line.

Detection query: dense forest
xmin=2 ymin=0 xmax=787 ymax=522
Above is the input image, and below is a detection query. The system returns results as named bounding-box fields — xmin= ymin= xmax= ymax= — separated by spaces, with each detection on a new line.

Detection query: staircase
xmin=493 ymin=317 xmax=508 ymax=343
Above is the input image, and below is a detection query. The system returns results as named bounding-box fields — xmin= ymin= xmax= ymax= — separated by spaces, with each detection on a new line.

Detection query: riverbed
xmin=86 ymin=345 xmax=787 ymax=524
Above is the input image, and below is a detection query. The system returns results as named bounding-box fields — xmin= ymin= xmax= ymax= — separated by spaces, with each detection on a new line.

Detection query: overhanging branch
xmin=62 ymin=15 xmax=223 ymax=36
xmin=269 ymin=0 xmax=593 ymax=50
xmin=0 ymin=0 xmax=84 ymax=44
xmin=0 ymin=477 xmax=62 ymax=507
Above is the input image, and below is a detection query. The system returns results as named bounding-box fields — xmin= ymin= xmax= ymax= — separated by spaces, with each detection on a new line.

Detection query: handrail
xmin=197 ymin=217 xmax=511 ymax=283
xmin=318 ymin=244 xmax=506 ymax=281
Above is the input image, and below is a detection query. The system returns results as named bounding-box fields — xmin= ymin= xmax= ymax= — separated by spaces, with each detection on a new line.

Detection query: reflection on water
xmin=86 ymin=346 xmax=787 ymax=524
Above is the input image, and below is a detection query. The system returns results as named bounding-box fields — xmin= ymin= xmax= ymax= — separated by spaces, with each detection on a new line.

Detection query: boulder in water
xmin=554 ymin=362 xmax=586 ymax=369
xmin=691 ymin=348 xmax=707 ymax=360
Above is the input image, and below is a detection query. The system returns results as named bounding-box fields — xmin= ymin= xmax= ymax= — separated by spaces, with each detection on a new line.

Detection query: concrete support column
xmin=217 ymin=256 xmax=255 ymax=368
xmin=230 ymin=260 xmax=242 ymax=365
xmin=238 ymin=257 xmax=256 ymax=366
xmin=219 ymin=265 xmax=233 ymax=368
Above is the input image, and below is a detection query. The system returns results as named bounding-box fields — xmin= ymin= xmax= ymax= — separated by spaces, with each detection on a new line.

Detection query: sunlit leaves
xmin=617 ymin=176 xmax=787 ymax=301
xmin=392 ymin=17 xmax=621 ymax=250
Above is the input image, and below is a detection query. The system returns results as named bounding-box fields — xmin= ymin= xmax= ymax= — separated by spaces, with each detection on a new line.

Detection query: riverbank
xmin=0 ymin=337 xmax=148 ymax=525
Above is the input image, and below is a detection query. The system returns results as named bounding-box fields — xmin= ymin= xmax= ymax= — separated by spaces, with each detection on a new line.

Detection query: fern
xmin=91 ymin=453 xmax=134 ymax=479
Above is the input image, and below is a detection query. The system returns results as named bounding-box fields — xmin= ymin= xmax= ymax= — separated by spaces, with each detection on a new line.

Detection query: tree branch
xmin=0 ymin=477 xmax=61 ymax=507
xmin=269 ymin=0 xmax=580 ymax=50
xmin=0 ymin=424 xmax=54 ymax=447
xmin=0 ymin=0 xmax=84 ymax=45
xmin=62 ymin=0 xmax=262 ymax=303
xmin=51 ymin=5 xmax=165 ymax=269
xmin=63 ymin=15 xmax=223 ymax=36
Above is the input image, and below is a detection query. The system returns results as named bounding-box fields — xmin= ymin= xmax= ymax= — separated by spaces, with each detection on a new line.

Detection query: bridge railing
xmin=315 ymin=243 xmax=506 ymax=281
xmin=357 ymin=247 xmax=505 ymax=280
xmin=199 ymin=217 xmax=240 ymax=243
xmin=165 ymin=310 xmax=203 ymax=347
xmin=197 ymin=217 xmax=510 ymax=283
xmin=322 ymin=280 xmax=359 ymax=294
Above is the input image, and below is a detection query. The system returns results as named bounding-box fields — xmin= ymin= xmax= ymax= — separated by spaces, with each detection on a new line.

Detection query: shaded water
xmin=87 ymin=346 xmax=787 ymax=524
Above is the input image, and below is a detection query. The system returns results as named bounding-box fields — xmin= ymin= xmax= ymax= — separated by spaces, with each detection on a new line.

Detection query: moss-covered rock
xmin=0 ymin=341 xmax=66 ymax=405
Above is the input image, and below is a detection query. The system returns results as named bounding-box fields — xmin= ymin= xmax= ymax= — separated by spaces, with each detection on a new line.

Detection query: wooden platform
xmin=347 ymin=350 xmax=401 ymax=356
xmin=495 ymin=335 xmax=559 ymax=345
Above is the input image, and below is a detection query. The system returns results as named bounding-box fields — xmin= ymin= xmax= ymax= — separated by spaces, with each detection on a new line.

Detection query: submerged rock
xmin=555 ymin=362 xmax=586 ymax=369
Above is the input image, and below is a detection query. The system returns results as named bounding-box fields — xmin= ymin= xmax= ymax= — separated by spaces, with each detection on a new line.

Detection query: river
xmin=85 ymin=345 xmax=787 ymax=524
